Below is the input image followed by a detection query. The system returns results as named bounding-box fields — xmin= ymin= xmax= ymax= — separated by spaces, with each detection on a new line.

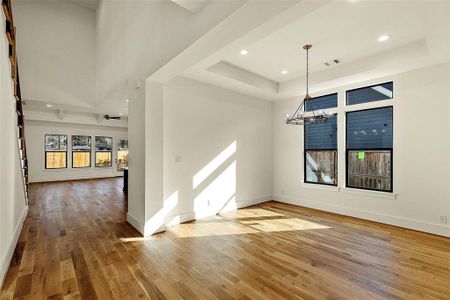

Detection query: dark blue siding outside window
xmin=346 ymin=107 xmax=393 ymax=149
xmin=305 ymin=93 xmax=337 ymax=112
xmin=346 ymin=106 xmax=393 ymax=192
xmin=304 ymin=114 xmax=338 ymax=186
xmin=305 ymin=114 xmax=337 ymax=150
xmin=346 ymin=82 xmax=393 ymax=106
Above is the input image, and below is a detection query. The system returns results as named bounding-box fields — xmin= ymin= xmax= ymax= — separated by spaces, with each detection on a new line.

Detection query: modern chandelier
xmin=284 ymin=44 xmax=333 ymax=125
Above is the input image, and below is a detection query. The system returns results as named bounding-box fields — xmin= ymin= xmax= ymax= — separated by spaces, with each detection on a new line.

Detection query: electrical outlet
xmin=175 ymin=156 xmax=182 ymax=163
xmin=440 ymin=216 xmax=448 ymax=224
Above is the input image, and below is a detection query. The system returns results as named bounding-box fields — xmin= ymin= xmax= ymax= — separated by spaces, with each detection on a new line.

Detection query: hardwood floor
xmin=1 ymin=178 xmax=449 ymax=299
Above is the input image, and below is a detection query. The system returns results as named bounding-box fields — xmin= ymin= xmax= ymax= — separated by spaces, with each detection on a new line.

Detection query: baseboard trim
xmin=236 ymin=194 xmax=272 ymax=209
xmin=164 ymin=194 xmax=272 ymax=228
xmin=273 ymin=194 xmax=450 ymax=238
xmin=126 ymin=212 xmax=144 ymax=236
xmin=29 ymin=176 xmax=119 ymax=184
xmin=0 ymin=206 xmax=28 ymax=289
xmin=127 ymin=195 xmax=272 ymax=233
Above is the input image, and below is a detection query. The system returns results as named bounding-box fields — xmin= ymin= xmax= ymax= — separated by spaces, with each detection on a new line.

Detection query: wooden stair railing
xmin=2 ymin=0 xmax=29 ymax=203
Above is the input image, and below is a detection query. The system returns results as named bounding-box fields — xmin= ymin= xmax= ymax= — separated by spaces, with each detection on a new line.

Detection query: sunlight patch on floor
xmin=240 ymin=218 xmax=330 ymax=232
xmin=167 ymin=214 xmax=330 ymax=238
xmin=219 ymin=208 xmax=284 ymax=219
xmin=169 ymin=221 xmax=258 ymax=238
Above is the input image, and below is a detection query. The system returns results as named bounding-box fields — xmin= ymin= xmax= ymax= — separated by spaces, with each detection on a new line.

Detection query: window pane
xmin=95 ymin=136 xmax=112 ymax=151
xmin=72 ymin=135 xmax=91 ymax=151
xmin=117 ymin=150 xmax=128 ymax=171
xmin=305 ymin=114 xmax=337 ymax=150
xmin=347 ymin=82 xmax=393 ymax=106
xmin=347 ymin=150 xmax=391 ymax=191
xmin=117 ymin=138 xmax=128 ymax=171
xmin=45 ymin=134 xmax=67 ymax=151
xmin=46 ymin=152 xmax=67 ymax=169
xmin=346 ymin=107 xmax=392 ymax=149
xmin=305 ymin=93 xmax=337 ymax=112
xmin=96 ymin=152 xmax=112 ymax=167
xmin=305 ymin=150 xmax=337 ymax=185
xmin=73 ymin=152 xmax=91 ymax=168
xmin=117 ymin=139 xmax=128 ymax=150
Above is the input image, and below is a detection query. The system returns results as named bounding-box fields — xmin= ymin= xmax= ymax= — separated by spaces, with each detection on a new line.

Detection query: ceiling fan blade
xmin=104 ymin=114 xmax=121 ymax=120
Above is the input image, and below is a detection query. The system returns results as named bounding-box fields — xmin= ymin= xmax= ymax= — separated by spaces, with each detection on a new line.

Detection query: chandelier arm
xmin=285 ymin=44 xmax=332 ymax=126
xmin=310 ymin=98 xmax=320 ymax=115
xmin=290 ymin=100 xmax=304 ymax=119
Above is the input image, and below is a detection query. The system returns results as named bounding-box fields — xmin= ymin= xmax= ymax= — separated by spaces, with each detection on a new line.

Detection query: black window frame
xmin=346 ymin=81 xmax=393 ymax=106
xmin=303 ymin=109 xmax=338 ymax=187
xmin=305 ymin=92 xmax=338 ymax=112
xmin=44 ymin=134 xmax=68 ymax=169
xmin=95 ymin=136 xmax=113 ymax=168
xmin=303 ymin=149 xmax=338 ymax=187
xmin=345 ymin=106 xmax=393 ymax=193
xmin=72 ymin=135 xmax=92 ymax=168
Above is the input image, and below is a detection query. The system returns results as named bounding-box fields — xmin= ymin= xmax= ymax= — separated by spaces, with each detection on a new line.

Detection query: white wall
xmin=13 ymin=1 xmax=96 ymax=108
xmin=95 ymin=0 xmax=245 ymax=234
xmin=25 ymin=120 xmax=127 ymax=183
xmin=126 ymin=77 xmax=273 ymax=235
xmin=273 ymin=63 xmax=450 ymax=237
xmin=0 ymin=12 xmax=27 ymax=287
xmin=164 ymin=78 xmax=273 ymax=219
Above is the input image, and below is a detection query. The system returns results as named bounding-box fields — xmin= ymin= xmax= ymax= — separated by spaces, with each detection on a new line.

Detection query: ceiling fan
xmin=104 ymin=114 xmax=121 ymax=120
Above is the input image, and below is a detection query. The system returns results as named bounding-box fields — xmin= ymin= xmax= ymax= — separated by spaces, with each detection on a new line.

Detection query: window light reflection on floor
xmin=168 ymin=208 xmax=331 ymax=238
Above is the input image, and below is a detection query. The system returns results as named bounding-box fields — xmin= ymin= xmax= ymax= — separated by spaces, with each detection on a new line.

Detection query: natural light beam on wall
xmin=194 ymin=161 xmax=236 ymax=219
xmin=193 ymin=141 xmax=236 ymax=189
xmin=143 ymin=191 xmax=179 ymax=236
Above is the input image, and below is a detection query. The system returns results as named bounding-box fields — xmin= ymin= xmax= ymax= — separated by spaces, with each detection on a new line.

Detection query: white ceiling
xmin=19 ymin=0 xmax=450 ymax=119
xmin=67 ymin=0 xmax=99 ymax=11
xmin=163 ymin=0 xmax=450 ymax=100
xmin=225 ymin=1 xmax=427 ymax=82
xmin=170 ymin=0 xmax=211 ymax=13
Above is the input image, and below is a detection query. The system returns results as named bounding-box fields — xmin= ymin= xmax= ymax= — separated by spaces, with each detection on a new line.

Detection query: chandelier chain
xmin=284 ymin=44 xmax=331 ymax=125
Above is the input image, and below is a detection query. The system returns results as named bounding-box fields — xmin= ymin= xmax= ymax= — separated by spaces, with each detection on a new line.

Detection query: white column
xmin=143 ymin=80 xmax=165 ymax=236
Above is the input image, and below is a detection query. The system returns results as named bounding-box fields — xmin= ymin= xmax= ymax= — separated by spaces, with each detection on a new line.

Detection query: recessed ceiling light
xmin=119 ymin=113 xmax=123 ymax=116
xmin=46 ymin=104 xmax=53 ymax=108
xmin=240 ymin=49 xmax=248 ymax=56
xmin=125 ymin=99 xmax=129 ymax=103
xmin=281 ymin=70 xmax=288 ymax=75
xmin=378 ymin=35 xmax=389 ymax=42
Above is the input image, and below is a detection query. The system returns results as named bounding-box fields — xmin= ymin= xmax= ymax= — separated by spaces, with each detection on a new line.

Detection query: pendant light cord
xmin=306 ymin=46 xmax=309 ymax=97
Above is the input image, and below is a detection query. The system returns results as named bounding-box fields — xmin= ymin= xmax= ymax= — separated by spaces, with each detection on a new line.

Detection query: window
xmin=95 ymin=136 xmax=112 ymax=167
xmin=346 ymin=107 xmax=393 ymax=192
xmin=304 ymin=114 xmax=337 ymax=186
xmin=117 ymin=138 xmax=128 ymax=171
xmin=305 ymin=93 xmax=337 ymax=111
xmin=72 ymin=135 xmax=91 ymax=168
xmin=45 ymin=134 xmax=67 ymax=169
xmin=346 ymin=82 xmax=393 ymax=106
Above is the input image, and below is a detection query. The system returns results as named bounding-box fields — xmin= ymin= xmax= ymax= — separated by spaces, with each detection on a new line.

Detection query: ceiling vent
xmin=324 ymin=59 xmax=341 ymax=67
